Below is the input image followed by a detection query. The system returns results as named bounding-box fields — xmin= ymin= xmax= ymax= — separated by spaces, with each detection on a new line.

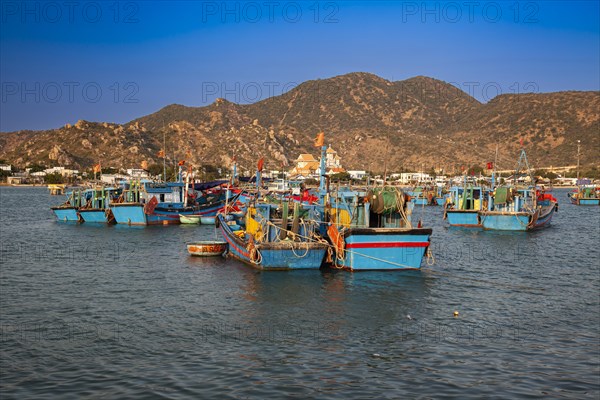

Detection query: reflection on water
xmin=0 ymin=187 xmax=599 ymax=398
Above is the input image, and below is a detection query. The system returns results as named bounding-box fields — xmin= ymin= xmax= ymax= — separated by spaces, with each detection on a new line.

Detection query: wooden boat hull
xmin=217 ymin=214 xmax=327 ymax=270
xmin=445 ymin=210 xmax=481 ymax=228
xmin=110 ymin=203 xmax=147 ymax=225
xmin=179 ymin=214 xmax=200 ymax=224
xmin=571 ymin=198 xmax=600 ymax=206
xmin=51 ymin=206 xmax=80 ymax=222
xmin=479 ymin=203 xmax=556 ymax=231
xmin=187 ymin=241 xmax=227 ymax=256
xmin=330 ymin=227 xmax=432 ymax=271
xmin=79 ymin=208 xmax=111 ymax=223
xmin=111 ymin=200 xmax=226 ymax=225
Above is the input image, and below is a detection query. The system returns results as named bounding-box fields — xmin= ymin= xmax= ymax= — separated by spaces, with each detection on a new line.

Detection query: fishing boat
xmin=217 ymin=203 xmax=329 ymax=270
xmin=568 ymin=141 xmax=600 ymax=205
xmin=569 ymin=185 xmax=600 ymax=205
xmin=78 ymin=186 xmax=121 ymax=223
xmin=180 ymin=214 xmax=200 ymax=224
xmin=443 ymin=183 xmax=486 ymax=228
xmin=479 ymin=186 xmax=557 ymax=230
xmin=325 ymin=186 xmax=432 ymax=270
xmin=187 ymin=241 xmax=228 ymax=256
xmin=217 ymin=156 xmax=329 ymax=270
xmin=435 ymin=185 xmax=449 ymax=206
xmin=409 ymin=186 xmax=437 ymax=206
xmin=309 ymin=134 xmax=432 ymax=271
xmin=110 ymin=178 xmax=226 ymax=226
xmin=50 ymin=188 xmax=88 ymax=222
xmin=478 ymin=148 xmax=558 ymax=231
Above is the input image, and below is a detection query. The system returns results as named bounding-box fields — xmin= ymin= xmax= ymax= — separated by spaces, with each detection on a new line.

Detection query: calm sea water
xmin=1 ymin=186 xmax=599 ymax=399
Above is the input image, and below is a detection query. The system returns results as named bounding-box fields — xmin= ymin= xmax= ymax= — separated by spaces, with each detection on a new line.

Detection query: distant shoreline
xmin=0 ymin=182 xmax=581 ymax=190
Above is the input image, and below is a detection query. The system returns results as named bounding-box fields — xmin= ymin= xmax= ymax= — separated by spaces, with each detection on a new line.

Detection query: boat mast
xmin=492 ymin=143 xmax=499 ymax=189
xmin=576 ymin=139 xmax=581 ymax=185
xmin=162 ymin=122 xmax=167 ymax=183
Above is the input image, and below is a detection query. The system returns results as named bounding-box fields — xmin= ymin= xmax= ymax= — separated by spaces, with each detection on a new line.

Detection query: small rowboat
xmin=200 ymin=216 xmax=216 ymax=225
xmin=179 ymin=214 xmax=200 ymax=224
xmin=187 ymin=241 xmax=228 ymax=257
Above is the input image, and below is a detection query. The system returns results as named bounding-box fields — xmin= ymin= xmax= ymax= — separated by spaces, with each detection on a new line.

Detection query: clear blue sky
xmin=1 ymin=0 xmax=598 ymax=131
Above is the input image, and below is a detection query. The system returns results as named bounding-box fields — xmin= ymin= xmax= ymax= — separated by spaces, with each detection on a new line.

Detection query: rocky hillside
xmin=1 ymin=73 xmax=598 ymax=173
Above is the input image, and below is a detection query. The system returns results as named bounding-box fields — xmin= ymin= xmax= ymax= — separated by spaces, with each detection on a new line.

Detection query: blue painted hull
xmin=51 ymin=207 xmax=80 ymax=222
xmin=480 ymin=213 xmax=530 ymax=231
xmin=332 ymin=228 xmax=432 ymax=271
xmin=217 ymin=214 xmax=327 ymax=270
xmin=110 ymin=204 xmax=147 ymax=225
xmin=412 ymin=198 xmax=429 ymax=206
xmin=111 ymin=200 xmax=225 ymax=226
xmin=480 ymin=203 xmax=556 ymax=231
xmin=572 ymin=198 xmax=600 ymax=206
xmin=79 ymin=209 xmax=109 ymax=223
xmin=445 ymin=210 xmax=481 ymax=228
xmin=151 ymin=201 xmax=226 ymax=225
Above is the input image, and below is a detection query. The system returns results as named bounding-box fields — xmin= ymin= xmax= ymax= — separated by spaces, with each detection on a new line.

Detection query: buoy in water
xmin=453 ymin=311 xmax=459 ymax=317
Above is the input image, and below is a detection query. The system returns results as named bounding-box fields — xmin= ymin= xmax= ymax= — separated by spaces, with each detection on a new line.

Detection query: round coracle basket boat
xmin=186 ymin=241 xmax=228 ymax=257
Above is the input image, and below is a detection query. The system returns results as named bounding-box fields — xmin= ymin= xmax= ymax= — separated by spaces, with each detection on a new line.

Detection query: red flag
xmin=519 ymin=138 xmax=524 ymax=147
xmin=486 ymin=162 xmax=494 ymax=169
xmin=257 ymin=157 xmax=264 ymax=172
xmin=144 ymin=196 xmax=158 ymax=215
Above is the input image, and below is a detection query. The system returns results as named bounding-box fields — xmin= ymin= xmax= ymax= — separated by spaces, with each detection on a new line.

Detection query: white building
xmin=127 ymin=168 xmax=149 ymax=178
xmin=347 ymin=170 xmax=367 ymax=180
xmin=398 ymin=172 xmax=433 ymax=184
xmin=101 ymin=173 xmax=129 ymax=184
xmin=0 ymin=164 xmax=12 ymax=172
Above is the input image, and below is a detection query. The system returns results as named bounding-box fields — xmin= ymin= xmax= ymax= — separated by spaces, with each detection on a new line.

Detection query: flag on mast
xmin=314 ymin=132 xmax=324 ymax=147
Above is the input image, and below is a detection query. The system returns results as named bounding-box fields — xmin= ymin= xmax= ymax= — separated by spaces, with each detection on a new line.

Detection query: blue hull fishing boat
xmin=50 ymin=188 xmax=88 ymax=222
xmin=78 ymin=186 xmax=121 ymax=224
xmin=569 ymin=186 xmax=600 ymax=206
xmin=51 ymin=206 xmax=80 ymax=222
xmin=480 ymin=198 xmax=556 ymax=231
xmin=568 ymin=141 xmax=599 ymax=205
xmin=326 ymin=186 xmax=432 ymax=270
xmin=445 ymin=210 xmax=480 ymax=227
xmin=110 ymin=179 xmax=226 ymax=225
xmin=444 ymin=184 xmax=486 ymax=228
xmin=409 ymin=186 xmax=437 ymax=206
xmin=217 ymin=203 xmax=329 ymax=270
xmin=479 ymin=148 xmax=558 ymax=231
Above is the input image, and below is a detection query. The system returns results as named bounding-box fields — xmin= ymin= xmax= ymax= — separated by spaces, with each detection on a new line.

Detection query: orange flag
xmin=157 ymin=149 xmax=165 ymax=158
xmin=178 ymin=160 xmax=186 ymax=166
xmin=93 ymin=164 xmax=101 ymax=173
xmin=314 ymin=132 xmax=325 ymax=147
xmin=141 ymin=160 xmax=148 ymax=170
xmin=257 ymin=157 xmax=264 ymax=172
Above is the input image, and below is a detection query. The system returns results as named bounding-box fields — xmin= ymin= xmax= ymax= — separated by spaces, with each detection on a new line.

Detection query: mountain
xmin=1 ymin=73 xmax=598 ymax=174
